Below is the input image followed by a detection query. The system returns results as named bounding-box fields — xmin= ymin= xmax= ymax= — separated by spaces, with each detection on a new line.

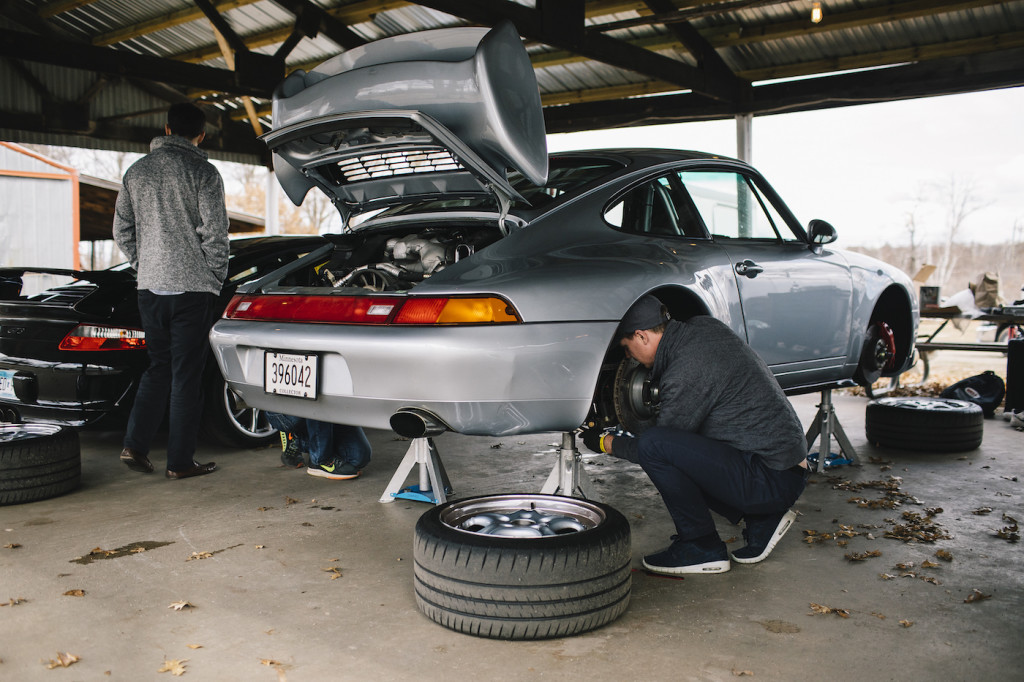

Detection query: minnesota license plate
xmin=0 ymin=369 xmax=16 ymax=400
xmin=264 ymin=352 xmax=318 ymax=399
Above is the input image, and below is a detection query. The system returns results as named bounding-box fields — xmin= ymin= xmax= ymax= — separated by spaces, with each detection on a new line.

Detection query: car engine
xmin=327 ymin=230 xmax=481 ymax=292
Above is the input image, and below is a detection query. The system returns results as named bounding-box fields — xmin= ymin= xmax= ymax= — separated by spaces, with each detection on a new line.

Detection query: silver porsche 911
xmin=208 ymin=22 xmax=919 ymax=439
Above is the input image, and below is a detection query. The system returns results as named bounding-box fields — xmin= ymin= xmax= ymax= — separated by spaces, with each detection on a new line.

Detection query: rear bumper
xmin=208 ymin=319 xmax=616 ymax=436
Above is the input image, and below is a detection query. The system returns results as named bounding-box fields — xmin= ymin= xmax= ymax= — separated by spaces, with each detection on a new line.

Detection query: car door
xmin=675 ymin=169 xmax=853 ymax=381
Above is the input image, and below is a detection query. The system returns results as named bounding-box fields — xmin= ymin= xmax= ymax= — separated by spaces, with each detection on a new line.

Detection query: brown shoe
xmin=120 ymin=447 xmax=154 ymax=473
xmin=165 ymin=461 xmax=217 ymax=479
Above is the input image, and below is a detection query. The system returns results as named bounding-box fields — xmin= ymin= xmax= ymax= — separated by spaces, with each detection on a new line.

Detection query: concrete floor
xmin=2 ymin=390 xmax=1022 ymax=681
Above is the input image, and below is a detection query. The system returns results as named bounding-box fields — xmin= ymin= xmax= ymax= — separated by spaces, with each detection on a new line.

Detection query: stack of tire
xmin=0 ymin=423 xmax=81 ymax=505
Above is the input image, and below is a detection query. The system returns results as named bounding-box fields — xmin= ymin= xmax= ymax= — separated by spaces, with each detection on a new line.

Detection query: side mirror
xmin=807 ymin=219 xmax=838 ymax=246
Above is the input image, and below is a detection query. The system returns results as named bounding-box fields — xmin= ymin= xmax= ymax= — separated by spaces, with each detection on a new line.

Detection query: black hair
xmin=167 ymin=102 xmax=207 ymax=139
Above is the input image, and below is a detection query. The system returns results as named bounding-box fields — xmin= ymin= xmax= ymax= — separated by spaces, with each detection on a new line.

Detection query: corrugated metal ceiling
xmin=1 ymin=0 xmax=1021 ymax=163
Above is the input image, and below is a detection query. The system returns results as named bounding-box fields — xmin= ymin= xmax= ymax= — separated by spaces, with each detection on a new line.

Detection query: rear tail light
xmin=224 ymin=294 xmax=520 ymax=325
xmin=59 ymin=325 xmax=146 ymax=351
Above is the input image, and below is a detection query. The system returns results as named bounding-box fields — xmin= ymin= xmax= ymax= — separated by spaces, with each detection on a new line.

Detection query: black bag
xmin=940 ymin=370 xmax=1006 ymax=418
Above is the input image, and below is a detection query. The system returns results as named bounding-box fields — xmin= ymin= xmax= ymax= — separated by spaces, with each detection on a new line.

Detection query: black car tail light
xmin=59 ymin=325 xmax=146 ymax=351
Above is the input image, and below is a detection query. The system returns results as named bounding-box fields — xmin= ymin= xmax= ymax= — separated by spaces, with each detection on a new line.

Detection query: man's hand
xmin=577 ymin=425 xmax=605 ymax=454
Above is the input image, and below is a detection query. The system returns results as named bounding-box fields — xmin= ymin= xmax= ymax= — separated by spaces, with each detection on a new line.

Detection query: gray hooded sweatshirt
xmin=614 ymin=316 xmax=807 ymax=469
xmin=113 ymin=135 xmax=229 ymax=295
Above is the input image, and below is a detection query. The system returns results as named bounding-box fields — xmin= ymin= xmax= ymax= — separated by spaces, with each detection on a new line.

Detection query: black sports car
xmin=0 ymin=235 xmax=327 ymax=447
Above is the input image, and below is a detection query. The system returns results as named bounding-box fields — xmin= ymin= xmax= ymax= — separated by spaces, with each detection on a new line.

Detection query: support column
xmin=736 ymin=113 xmax=753 ymax=163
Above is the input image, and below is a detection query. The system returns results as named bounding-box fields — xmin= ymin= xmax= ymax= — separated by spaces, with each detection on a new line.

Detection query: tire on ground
xmin=198 ymin=369 xmax=277 ymax=449
xmin=413 ymin=494 xmax=632 ymax=640
xmin=865 ymin=397 xmax=984 ymax=452
xmin=0 ymin=423 xmax=81 ymax=505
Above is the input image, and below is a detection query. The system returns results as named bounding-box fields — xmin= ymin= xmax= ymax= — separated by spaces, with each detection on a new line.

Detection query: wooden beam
xmin=37 ymin=0 xmax=98 ymax=19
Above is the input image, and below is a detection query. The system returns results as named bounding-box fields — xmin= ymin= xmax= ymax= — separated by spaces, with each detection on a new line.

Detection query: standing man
xmin=580 ymin=295 xmax=809 ymax=575
xmin=113 ymin=102 xmax=230 ymax=480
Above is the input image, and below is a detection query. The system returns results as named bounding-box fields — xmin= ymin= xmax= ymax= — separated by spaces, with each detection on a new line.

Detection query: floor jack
xmin=805 ymin=388 xmax=860 ymax=473
xmin=378 ymin=437 xmax=452 ymax=505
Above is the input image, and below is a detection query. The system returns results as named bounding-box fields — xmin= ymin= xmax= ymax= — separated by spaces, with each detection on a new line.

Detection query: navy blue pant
xmin=636 ymin=426 xmax=807 ymax=542
xmin=266 ymin=412 xmax=371 ymax=469
xmin=124 ymin=291 xmax=215 ymax=472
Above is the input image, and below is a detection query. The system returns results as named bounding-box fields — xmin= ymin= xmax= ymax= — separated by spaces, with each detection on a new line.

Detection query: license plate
xmin=264 ymin=352 xmax=318 ymax=399
xmin=0 ymin=369 xmax=15 ymax=401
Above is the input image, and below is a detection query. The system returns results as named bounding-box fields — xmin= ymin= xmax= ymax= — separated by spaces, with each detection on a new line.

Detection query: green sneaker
xmin=307 ymin=460 xmax=360 ymax=480
xmin=280 ymin=432 xmax=305 ymax=468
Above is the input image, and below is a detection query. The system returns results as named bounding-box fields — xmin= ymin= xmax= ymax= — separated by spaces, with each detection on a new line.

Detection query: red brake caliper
xmin=877 ymin=322 xmax=896 ymax=370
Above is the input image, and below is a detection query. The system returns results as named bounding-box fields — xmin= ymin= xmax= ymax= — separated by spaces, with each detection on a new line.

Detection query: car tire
xmin=865 ymin=397 xmax=984 ymax=452
xmin=199 ymin=370 xmax=278 ymax=448
xmin=413 ymin=494 xmax=632 ymax=640
xmin=0 ymin=423 xmax=81 ymax=505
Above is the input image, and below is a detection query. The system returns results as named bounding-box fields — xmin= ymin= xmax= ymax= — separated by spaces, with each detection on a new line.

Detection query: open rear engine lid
xmin=263 ymin=21 xmax=548 ymax=226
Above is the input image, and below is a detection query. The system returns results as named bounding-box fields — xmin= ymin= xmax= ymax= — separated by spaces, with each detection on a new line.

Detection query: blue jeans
xmin=124 ymin=291 xmax=216 ymax=472
xmin=266 ymin=413 xmax=371 ymax=469
xmin=636 ymin=426 xmax=807 ymax=542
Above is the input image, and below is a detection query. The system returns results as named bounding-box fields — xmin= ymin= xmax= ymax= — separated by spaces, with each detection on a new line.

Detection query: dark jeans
xmin=636 ymin=426 xmax=807 ymax=542
xmin=266 ymin=412 xmax=371 ymax=469
xmin=124 ymin=290 xmax=216 ymax=472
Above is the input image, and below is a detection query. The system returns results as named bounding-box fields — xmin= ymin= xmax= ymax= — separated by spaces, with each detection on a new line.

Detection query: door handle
xmin=735 ymin=260 xmax=764 ymax=278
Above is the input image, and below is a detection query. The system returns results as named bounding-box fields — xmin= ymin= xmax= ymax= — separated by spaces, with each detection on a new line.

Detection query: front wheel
xmin=413 ymin=494 xmax=632 ymax=640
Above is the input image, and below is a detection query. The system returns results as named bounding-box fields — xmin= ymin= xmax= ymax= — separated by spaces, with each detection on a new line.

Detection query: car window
xmin=604 ymin=174 xmax=707 ymax=238
xmin=676 ymin=170 xmax=794 ymax=241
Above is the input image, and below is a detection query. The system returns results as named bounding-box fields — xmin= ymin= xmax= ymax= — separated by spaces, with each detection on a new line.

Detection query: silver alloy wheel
xmin=0 ymin=422 xmax=63 ymax=443
xmin=221 ymin=382 xmax=276 ymax=440
xmin=438 ymin=494 xmax=606 ymax=537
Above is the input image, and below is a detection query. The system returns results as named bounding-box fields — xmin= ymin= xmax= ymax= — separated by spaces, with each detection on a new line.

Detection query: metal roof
xmin=1 ymin=0 xmax=1022 ymax=164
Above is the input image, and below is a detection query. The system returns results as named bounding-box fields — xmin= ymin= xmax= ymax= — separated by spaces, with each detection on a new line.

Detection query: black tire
xmin=0 ymin=423 xmax=81 ymax=505
xmin=199 ymin=370 xmax=277 ymax=448
xmin=413 ymin=494 xmax=632 ymax=640
xmin=865 ymin=397 xmax=984 ymax=452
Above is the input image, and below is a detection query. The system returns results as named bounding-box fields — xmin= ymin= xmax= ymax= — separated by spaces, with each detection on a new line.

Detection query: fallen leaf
xmin=168 ymin=600 xmax=194 ymax=611
xmin=158 ymin=658 xmax=187 ymax=676
xmin=919 ymin=576 xmax=941 ymax=585
xmin=895 ymin=561 xmax=914 ymax=570
xmin=964 ymin=589 xmax=992 ymax=604
xmin=1 ymin=597 xmax=27 ymax=606
xmin=187 ymin=644 xmax=203 ymax=650
xmin=185 ymin=551 xmax=213 ymax=562
xmin=934 ymin=549 xmax=953 ymax=562
xmin=899 ymin=620 xmax=914 ymax=628
xmin=257 ymin=506 xmax=274 ymax=511
xmin=808 ymin=603 xmax=849 ymax=618
xmin=285 ymin=496 xmax=299 ymax=505
xmin=971 ymin=507 xmax=993 ymax=515
xmin=920 ymin=560 xmax=940 ymax=569
xmin=131 ymin=547 xmax=147 ymax=554
xmin=260 ymin=659 xmax=283 ymax=667
xmin=255 ymin=545 xmax=265 ymax=550
xmin=89 ymin=547 xmax=117 ymax=557
xmin=732 ymin=669 xmax=754 ymax=676
xmin=63 ymin=589 xmax=85 ymax=597
xmin=870 ymin=612 xmax=886 ymax=620
xmin=322 ymin=566 xmax=343 ymax=580
xmin=845 ymin=550 xmax=882 ymax=561
xmin=4 ymin=543 xmax=21 ymax=549
xmin=44 ymin=652 xmax=80 ymax=669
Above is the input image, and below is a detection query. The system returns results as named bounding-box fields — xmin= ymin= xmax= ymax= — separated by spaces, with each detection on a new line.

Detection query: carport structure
xmin=1 ymin=0 xmax=1023 ymax=162
xmin=2 ymin=2 xmax=1024 ymax=679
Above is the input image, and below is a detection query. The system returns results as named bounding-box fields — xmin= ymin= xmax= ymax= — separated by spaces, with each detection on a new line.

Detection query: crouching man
xmin=580 ymin=295 xmax=809 ymax=575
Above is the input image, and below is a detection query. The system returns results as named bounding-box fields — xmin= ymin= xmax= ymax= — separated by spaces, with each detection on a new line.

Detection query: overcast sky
xmin=547 ymin=86 xmax=1024 ymax=248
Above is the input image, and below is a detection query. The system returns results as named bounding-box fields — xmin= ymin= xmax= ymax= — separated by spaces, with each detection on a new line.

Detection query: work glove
xmin=577 ymin=425 xmax=606 ymax=454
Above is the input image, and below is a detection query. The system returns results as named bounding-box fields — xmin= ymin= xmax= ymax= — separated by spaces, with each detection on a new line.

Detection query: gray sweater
xmin=614 ymin=317 xmax=807 ymax=469
xmin=113 ymin=135 xmax=229 ymax=295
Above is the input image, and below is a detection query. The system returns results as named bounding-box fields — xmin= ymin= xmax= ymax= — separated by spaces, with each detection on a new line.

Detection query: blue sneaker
xmin=731 ymin=510 xmax=797 ymax=564
xmin=307 ymin=461 xmax=360 ymax=480
xmin=643 ymin=537 xmax=731 ymax=575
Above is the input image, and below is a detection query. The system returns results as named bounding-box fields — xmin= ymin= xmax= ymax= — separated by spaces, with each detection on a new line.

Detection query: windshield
xmin=373 ymin=158 xmax=624 ymax=218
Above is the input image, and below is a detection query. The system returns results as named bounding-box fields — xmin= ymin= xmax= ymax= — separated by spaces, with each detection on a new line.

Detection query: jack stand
xmin=805 ymin=388 xmax=860 ymax=473
xmin=540 ymin=432 xmax=595 ymax=499
xmin=379 ymin=437 xmax=452 ymax=505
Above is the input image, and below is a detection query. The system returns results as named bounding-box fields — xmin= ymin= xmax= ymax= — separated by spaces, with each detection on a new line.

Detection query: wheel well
xmin=870 ymin=285 xmax=914 ymax=374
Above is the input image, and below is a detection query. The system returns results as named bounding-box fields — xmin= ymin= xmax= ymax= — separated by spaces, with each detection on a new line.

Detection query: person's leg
xmin=124 ymin=291 xmax=172 ymax=457
xmin=165 ymin=293 xmax=216 ymax=473
xmin=333 ymin=425 xmax=371 ymax=470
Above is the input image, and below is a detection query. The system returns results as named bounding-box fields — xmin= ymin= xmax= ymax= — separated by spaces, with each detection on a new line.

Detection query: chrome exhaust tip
xmin=390 ymin=408 xmax=448 ymax=438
